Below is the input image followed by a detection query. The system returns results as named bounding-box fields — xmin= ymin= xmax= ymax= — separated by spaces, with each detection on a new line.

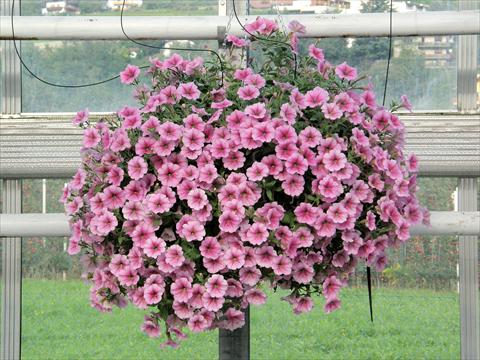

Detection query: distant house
xmin=250 ymin=0 xmax=294 ymax=9
xmin=275 ymin=0 xmax=350 ymax=14
xmin=106 ymin=0 xmax=143 ymax=11
xmin=41 ymin=1 xmax=80 ymax=15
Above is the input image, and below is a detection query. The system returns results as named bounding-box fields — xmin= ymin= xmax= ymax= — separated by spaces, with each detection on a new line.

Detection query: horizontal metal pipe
xmin=1 ymin=11 xmax=479 ymax=40
xmin=2 ymin=112 xmax=479 ymax=178
xmin=0 ymin=211 xmax=479 ymax=237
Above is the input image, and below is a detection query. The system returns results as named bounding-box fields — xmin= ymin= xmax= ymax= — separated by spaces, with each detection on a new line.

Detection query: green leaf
xmin=266 ymin=189 xmax=274 ymax=201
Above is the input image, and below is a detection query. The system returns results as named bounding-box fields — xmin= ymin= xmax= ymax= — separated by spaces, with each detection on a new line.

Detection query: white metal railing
xmin=1 ymin=211 xmax=479 ymax=237
xmin=0 ymin=11 xmax=479 ymax=40
xmin=1 ymin=112 xmax=478 ymax=179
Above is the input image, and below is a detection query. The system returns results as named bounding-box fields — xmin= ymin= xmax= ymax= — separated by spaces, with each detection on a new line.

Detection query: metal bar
xmin=457 ymin=1 xmax=479 ymax=358
xmin=1 ymin=211 xmax=479 ymax=238
xmin=457 ymin=179 xmax=479 ymax=360
xmin=219 ymin=308 xmax=250 ymax=360
xmin=0 ymin=0 xmax=21 ymax=359
xmin=0 ymin=11 xmax=479 ymax=40
xmin=0 ymin=181 xmax=22 ymax=360
xmin=1 ymin=112 xmax=478 ymax=179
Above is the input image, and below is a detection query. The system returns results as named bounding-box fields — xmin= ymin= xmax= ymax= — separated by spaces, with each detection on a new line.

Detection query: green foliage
xmin=76 ymin=0 xmax=105 ymax=14
xmin=360 ymin=0 xmax=393 ymax=13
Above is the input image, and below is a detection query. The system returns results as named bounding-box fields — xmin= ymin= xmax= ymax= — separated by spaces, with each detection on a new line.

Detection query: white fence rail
xmin=1 ymin=11 xmax=479 ymax=40
xmin=1 ymin=112 xmax=479 ymax=178
xmin=1 ymin=211 xmax=479 ymax=237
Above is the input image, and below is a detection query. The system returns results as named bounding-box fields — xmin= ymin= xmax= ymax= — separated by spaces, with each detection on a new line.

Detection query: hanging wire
xmin=119 ymin=0 xmax=225 ymax=87
xmin=9 ymin=0 xmax=138 ymax=88
xmin=9 ymin=0 xmax=226 ymax=88
xmin=367 ymin=0 xmax=395 ymax=323
xmin=231 ymin=0 xmax=297 ymax=79
xmin=382 ymin=0 xmax=394 ymax=106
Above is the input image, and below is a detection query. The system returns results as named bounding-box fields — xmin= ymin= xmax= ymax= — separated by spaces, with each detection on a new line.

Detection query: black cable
xmin=366 ymin=266 xmax=374 ymax=322
xmin=231 ymin=0 xmax=297 ymax=80
xmin=9 ymin=0 xmax=142 ymax=88
xmin=9 ymin=0 xmax=224 ymax=88
xmin=382 ymin=0 xmax=394 ymax=106
xmin=367 ymin=0 xmax=394 ymax=324
xmin=119 ymin=0 xmax=225 ymax=86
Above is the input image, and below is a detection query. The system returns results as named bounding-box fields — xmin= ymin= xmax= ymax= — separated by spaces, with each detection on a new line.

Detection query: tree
xmin=76 ymin=0 xmax=105 ymax=14
xmin=360 ymin=0 xmax=391 ymax=13
xmin=21 ymin=0 xmax=45 ymax=15
xmin=348 ymin=0 xmax=395 ymax=71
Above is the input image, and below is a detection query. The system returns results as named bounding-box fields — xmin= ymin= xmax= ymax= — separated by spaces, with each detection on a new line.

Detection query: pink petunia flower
xmin=157 ymin=163 xmax=182 ymax=187
xmin=171 ymin=277 xmax=193 ymax=302
xmin=141 ymin=317 xmax=161 ymax=337
xmin=224 ymin=248 xmax=245 ymax=270
xmin=223 ymin=150 xmax=246 ymax=170
xmin=318 ymin=175 xmax=343 ymax=199
xmin=272 ymin=256 xmax=292 ymax=276
xmin=293 ymin=263 xmax=314 ymax=284
xmin=245 ymin=222 xmax=269 ymax=245
xmin=294 ymin=203 xmax=318 ymax=226
xmin=285 ymin=153 xmax=308 ymax=175
xmin=165 ymin=245 xmax=185 ymax=268
xmin=323 ymin=275 xmax=342 ymax=298
xmin=245 ymin=102 xmax=267 ymax=119
xmin=244 ymin=288 xmax=267 ymax=305
xmin=280 ymin=103 xmax=297 ymax=124
xmin=244 ymin=74 xmax=266 ymax=88
xmin=261 ymin=155 xmax=284 ymax=175
xmin=299 ymin=126 xmax=322 ymax=148
xmin=144 ymin=237 xmax=166 ymax=258
xmin=178 ymin=82 xmax=200 ymax=100
xmin=252 ymin=122 xmax=275 ymax=143
xmin=335 ymin=62 xmax=357 ymax=81
xmin=324 ymin=297 xmax=341 ymax=313
xmin=202 ymin=292 xmax=224 ymax=312
xmin=188 ymin=314 xmax=208 ymax=333
xmin=117 ymin=266 xmax=139 ymax=286
xmin=182 ymin=220 xmax=205 ymax=242
xmin=128 ymin=156 xmax=148 ymax=180
xmin=144 ymin=284 xmax=164 ymax=305
xmin=293 ymin=296 xmax=314 ymax=314
xmin=83 ymin=128 xmax=101 ymax=148
xmin=255 ymin=246 xmax=277 ymax=268
xmin=199 ymin=237 xmax=222 ymax=259
xmin=308 ymin=44 xmax=325 ymax=62
xmin=226 ymin=34 xmax=249 ymax=47
xmin=281 ymin=174 xmax=305 ymax=197
xmin=120 ymin=64 xmax=140 ymax=84
xmin=187 ymin=189 xmax=208 ymax=211
xmin=246 ymin=162 xmax=269 ymax=181
xmin=206 ymin=274 xmax=228 ymax=298
xmin=234 ymin=68 xmax=253 ymax=81
xmin=323 ymin=150 xmax=347 ymax=172
xmin=400 ymin=94 xmax=413 ymax=112
xmin=222 ymin=308 xmax=245 ymax=330
xmin=305 ymin=87 xmax=328 ymax=108
xmin=321 ymin=102 xmax=343 ymax=120
xmin=73 ymin=108 xmax=89 ymax=126
xmin=238 ymin=85 xmax=260 ymax=101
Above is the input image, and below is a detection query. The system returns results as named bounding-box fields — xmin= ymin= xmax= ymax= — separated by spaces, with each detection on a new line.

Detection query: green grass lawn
xmin=21 ymin=279 xmax=459 ymax=359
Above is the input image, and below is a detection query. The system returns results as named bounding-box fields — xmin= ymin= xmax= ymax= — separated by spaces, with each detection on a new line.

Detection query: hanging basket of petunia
xmin=62 ymin=17 xmax=428 ymax=348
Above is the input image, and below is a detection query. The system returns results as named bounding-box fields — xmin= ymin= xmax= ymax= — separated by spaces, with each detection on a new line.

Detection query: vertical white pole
xmin=1 ymin=0 xmax=22 ymax=359
xmin=457 ymin=1 xmax=479 ymax=358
